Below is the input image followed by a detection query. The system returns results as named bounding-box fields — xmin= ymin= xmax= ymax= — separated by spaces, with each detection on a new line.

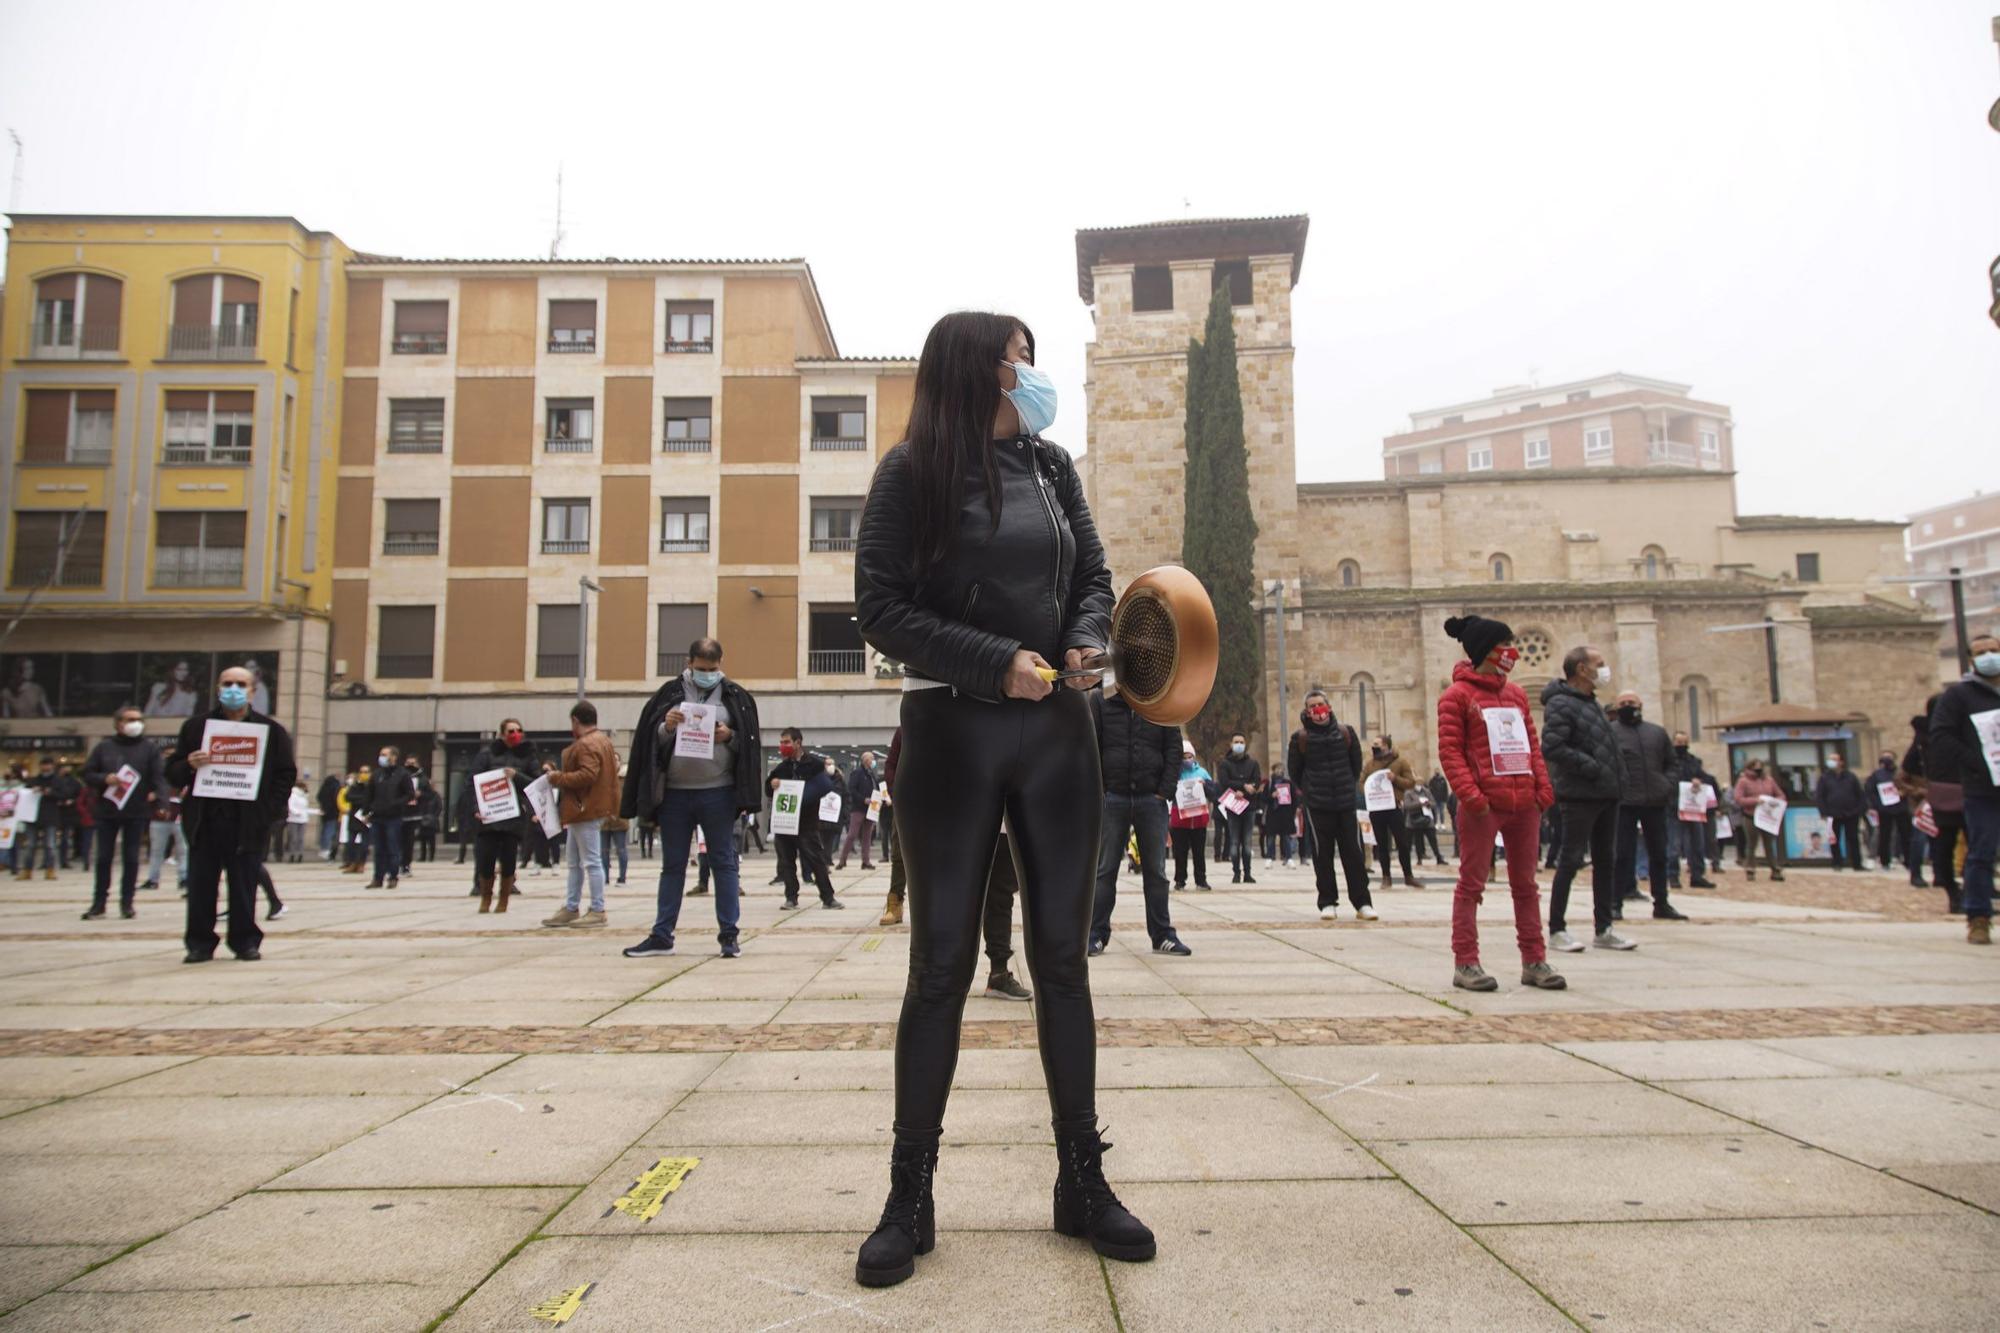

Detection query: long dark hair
xmin=902 ymin=311 xmax=1033 ymax=579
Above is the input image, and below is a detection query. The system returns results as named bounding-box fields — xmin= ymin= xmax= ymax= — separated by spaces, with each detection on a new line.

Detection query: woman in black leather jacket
xmin=850 ymin=312 xmax=1153 ymax=1287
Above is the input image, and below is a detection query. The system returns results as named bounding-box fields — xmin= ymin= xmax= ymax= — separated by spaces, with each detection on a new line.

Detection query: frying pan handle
xmin=1035 ymin=666 xmax=1108 ymax=684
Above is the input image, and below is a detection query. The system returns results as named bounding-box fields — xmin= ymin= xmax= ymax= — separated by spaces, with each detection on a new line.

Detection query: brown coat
xmin=1361 ymin=751 xmax=1417 ymax=796
xmin=548 ymin=728 xmax=619 ymax=825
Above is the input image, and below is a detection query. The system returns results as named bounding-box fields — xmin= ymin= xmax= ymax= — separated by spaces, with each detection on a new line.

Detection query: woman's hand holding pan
xmin=1004 ymin=650 xmax=1055 ymax=701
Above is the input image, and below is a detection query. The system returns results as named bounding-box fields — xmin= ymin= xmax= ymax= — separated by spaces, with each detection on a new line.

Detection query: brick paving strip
xmin=3 ymin=1003 xmax=1994 ymax=1059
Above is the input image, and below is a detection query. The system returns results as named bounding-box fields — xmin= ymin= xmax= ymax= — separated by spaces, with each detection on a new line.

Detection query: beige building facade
xmin=1904 ymin=490 xmax=2000 ymax=678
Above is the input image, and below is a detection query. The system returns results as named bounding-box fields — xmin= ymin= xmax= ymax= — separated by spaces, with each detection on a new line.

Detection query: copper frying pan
xmin=1035 ymin=565 xmax=1218 ymax=726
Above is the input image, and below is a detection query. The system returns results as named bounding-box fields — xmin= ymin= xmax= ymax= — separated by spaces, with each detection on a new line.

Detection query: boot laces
xmin=877 ymin=1150 xmax=931 ymax=1238
xmin=1064 ymin=1130 xmax=1126 ymax=1221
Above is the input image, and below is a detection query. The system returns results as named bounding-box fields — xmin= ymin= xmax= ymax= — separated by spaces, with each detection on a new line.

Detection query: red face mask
xmin=503 ymin=730 xmax=523 ymax=744
xmin=1307 ymin=705 xmax=1332 ymax=724
xmin=779 ymin=742 xmax=797 ymax=758
xmin=1492 ymin=646 xmax=1521 ymax=673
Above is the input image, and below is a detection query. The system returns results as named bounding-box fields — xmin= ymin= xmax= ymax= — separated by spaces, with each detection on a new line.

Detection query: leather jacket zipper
xmin=953 ymin=584 xmax=980 ymax=698
xmin=1032 ymin=452 xmax=1061 ymax=636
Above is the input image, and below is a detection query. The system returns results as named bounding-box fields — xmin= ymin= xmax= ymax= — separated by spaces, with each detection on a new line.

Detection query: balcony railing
xmin=387 ymin=435 xmax=444 ymax=455
xmin=382 ymin=534 xmax=440 ymax=555
xmin=166 ymin=323 xmax=259 ymax=360
xmin=664 ymin=338 xmax=714 ymax=354
xmin=8 ymin=562 xmax=104 ymax=590
xmin=1647 ymin=440 xmax=1699 ymax=467
xmin=810 ymin=437 xmax=868 ymax=452
xmin=545 ymin=436 xmax=593 ymax=453
xmin=659 ymin=537 xmax=709 ymax=554
xmin=542 ymin=539 xmax=590 ymax=555
xmin=376 ymin=654 xmax=435 ymax=679
xmin=64 ymin=446 xmax=114 ymax=466
xmin=662 ymin=436 xmax=712 ymax=454
xmin=536 ymin=652 xmax=580 ymax=677
xmin=163 ymin=443 xmax=252 ymax=466
xmin=656 ymin=652 xmax=690 ymax=677
xmin=153 ymin=551 xmax=245 ymax=588
xmin=809 ymin=536 xmax=858 ymax=553
xmin=391 ymin=332 xmax=448 ymax=354
xmin=807 ymin=649 xmax=867 ymax=675
xmin=547 ymin=332 xmax=596 ymax=353
xmin=31 ymin=322 xmax=120 ymax=355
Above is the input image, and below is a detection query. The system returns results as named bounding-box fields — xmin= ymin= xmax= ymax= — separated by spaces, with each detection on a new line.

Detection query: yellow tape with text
xmin=529 ymin=1283 xmax=593 ymax=1325
xmin=608 ymin=1156 xmax=699 ymax=1222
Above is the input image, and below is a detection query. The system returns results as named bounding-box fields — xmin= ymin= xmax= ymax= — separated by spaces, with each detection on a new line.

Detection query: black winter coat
xmin=1287 ymin=711 xmax=1363 ymax=812
xmin=80 ymin=734 xmax=167 ymax=822
xmin=1091 ymin=690 xmax=1181 ymax=800
xmin=855 ymin=435 xmax=1113 ymax=701
xmin=766 ymin=753 xmax=839 ymax=818
xmin=165 ymin=708 xmax=298 ymax=851
xmin=1216 ymin=753 xmax=1262 ymax=799
xmin=621 ymin=673 xmax=764 ymax=818
xmin=367 ymin=766 xmax=417 ymax=819
xmin=1613 ymin=717 xmax=1677 ymax=807
xmin=1813 ymin=767 xmax=1866 ymax=819
xmin=1538 ymin=680 xmax=1624 ymax=803
xmin=316 ymin=774 xmax=342 ymax=819
xmin=1930 ymin=674 xmax=2000 ymax=799
xmin=845 ymin=764 xmax=877 ymax=807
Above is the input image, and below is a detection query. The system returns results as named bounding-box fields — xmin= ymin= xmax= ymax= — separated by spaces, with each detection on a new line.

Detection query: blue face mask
xmin=1976 ymin=651 xmax=2000 ymax=679
xmin=1002 ymin=361 xmax=1058 ymax=436
xmin=218 ymin=684 xmax=249 ymax=710
xmin=690 ymin=668 xmax=722 ymax=691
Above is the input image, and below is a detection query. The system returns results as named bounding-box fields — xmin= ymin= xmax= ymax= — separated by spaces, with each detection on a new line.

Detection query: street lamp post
xmin=1264 ymin=580 xmax=1288 ymax=761
xmin=577 ymin=577 xmax=602 ymax=700
xmin=1887 ymin=568 xmax=1974 ymax=673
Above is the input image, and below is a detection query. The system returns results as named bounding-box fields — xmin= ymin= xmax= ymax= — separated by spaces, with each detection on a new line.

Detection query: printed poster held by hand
xmin=1363 ymin=770 xmax=1398 ymax=813
xmin=818 ymin=790 xmax=843 ymax=823
xmin=1971 ymin=708 xmax=2000 ymax=786
xmin=1174 ymin=778 xmax=1208 ymax=814
xmin=769 ymin=779 xmax=805 ymax=836
xmin=1753 ymin=795 xmax=1788 ymax=836
xmin=191 ymin=719 xmax=268 ymax=801
xmin=106 ymin=763 xmax=141 ymax=811
xmin=523 ymin=774 xmax=563 ymax=838
xmin=11 ymin=788 xmax=39 ymax=825
xmin=473 ymin=769 xmax=521 ymax=825
xmin=674 ymin=704 xmax=716 ymax=761
xmin=1217 ymin=789 xmax=1249 ymax=817
xmin=1677 ymin=781 xmax=1709 ymax=822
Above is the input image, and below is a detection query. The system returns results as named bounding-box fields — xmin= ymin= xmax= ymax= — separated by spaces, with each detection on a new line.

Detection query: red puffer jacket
xmin=1436 ymin=662 xmax=1555 ymax=814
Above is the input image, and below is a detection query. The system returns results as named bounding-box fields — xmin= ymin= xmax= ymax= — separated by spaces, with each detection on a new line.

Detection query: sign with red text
xmin=191 ymin=720 xmax=268 ymax=801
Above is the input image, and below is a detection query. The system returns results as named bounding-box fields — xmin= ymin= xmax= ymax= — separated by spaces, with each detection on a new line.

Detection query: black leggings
xmin=1369 ymin=809 xmax=1413 ymax=882
xmin=892 ymin=687 xmax=1100 ymax=1134
xmin=1171 ymin=825 xmax=1209 ymax=886
xmin=474 ymin=829 xmax=519 ymax=881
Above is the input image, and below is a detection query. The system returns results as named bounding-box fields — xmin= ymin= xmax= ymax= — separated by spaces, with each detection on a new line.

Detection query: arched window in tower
xmin=1350 ymin=672 xmax=1375 ymax=738
xmin=1338 ymin=560 xmax=1360 ymax=588
xmin=1678 ymin=675 xmax=1712 ymax=740
xmin=1642 ymin=545 xmax=1666 ymax=581
xmin=1490 ymin=553 xmax=1512 ymax=582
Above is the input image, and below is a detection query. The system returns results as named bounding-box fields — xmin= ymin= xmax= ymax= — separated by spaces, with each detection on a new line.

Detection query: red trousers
xmin=1451 ymin=803 xmax=1547 ymax=968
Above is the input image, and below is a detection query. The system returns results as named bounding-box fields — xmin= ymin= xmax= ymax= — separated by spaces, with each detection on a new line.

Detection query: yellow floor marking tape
xmin=862 ymin=936 xmax=883 ymax=952
xmin=529 ymin=1283 xmax=593 ymax=1325
xmin=607 ymin=1156 xmax=699 ymax=1222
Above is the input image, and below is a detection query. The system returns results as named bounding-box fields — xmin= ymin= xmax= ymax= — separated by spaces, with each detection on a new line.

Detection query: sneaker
xmin=234 ymin=949 xmax=261 ymax=962
xmin=1652 ymin=905 xmax=1690 ymax=921
xmin=1318 ymin=905 xmax=1340 ymax=921
xmin=570 ymin=910 xmax=608 ymax=929
xmin=1356 ymin=905 xmax=1379 ymax=922
xmin=365 ymin=881 xmax=384 ymax=890
xmin=689 ymin=885 xmax=708 ymax=896
xmin=1521 ymin=961 xmax=1567 ymax=990
xmin=1453 ymin=965 xmax=1499 ymax=992
xmin=1172 ymin=881 xmax=1186 ymax=892
xmin=1594 ymin=929 xmax=1638 ymax=951
xmin=268 ymin=905 xmax=287 ymax=921
xmin=1153 ymin=937 xmax=1193 ymax=957
xmin=821 ymin=898 xmax=846 ymax=910
xmin=622 ymin=936 xmax=675 ymax=958
xmin=120 ymin=906 xmax=136 ymax=920
xmin=1195 ymin=882 xmax=1212 ymax=891
xmin=779 ymin=899 xmax=801 ymax=911
xmin=1549 ymin=930 xmax=1585 ymax=953
xmin=768 ymin=876 xmax=784 ymax=886
xmin=140 ymin=879 xmax=158 ymax=892
xmin=1242 ymin=875 xmax=1258 ymax=885
xmin=720 ymin=938 xmax=741 ymax=959
xmin=1087 ymin=938 xmax=1107 ymax=957
xmin=1689 ymin=878 xmax=1717 ymax=889
xmin=541 ymin=907 xmax=580 ymax=928
xmin=985 ymin=971 xmax=1033 ymax=999
xmin=81 ymin=908 xmax=105 ymax=920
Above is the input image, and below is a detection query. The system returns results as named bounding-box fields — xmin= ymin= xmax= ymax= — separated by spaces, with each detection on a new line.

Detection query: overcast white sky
xmin=3 ymin=0 xmax=1994 ymax=521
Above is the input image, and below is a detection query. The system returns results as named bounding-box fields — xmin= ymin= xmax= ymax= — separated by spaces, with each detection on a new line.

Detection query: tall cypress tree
xmin=1181 ymin=284 xmax=1262 ymax=764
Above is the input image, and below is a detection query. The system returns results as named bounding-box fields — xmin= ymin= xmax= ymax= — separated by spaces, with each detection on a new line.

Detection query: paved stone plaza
xmin=0 ymin=850 xmax=1992 ymax=1330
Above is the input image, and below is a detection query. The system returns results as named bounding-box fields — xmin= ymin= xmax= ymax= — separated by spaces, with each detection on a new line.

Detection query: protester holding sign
xmin=79 ymin=706 xmax=167 ymax=921
xmin=167 ymin=665 xmax=296 ymax=962
xmin=1362 ymin=736 xmax=1419 ymax=891
xmin=758 ymin=728 xmax=842 ymax=912
xmin=470 ymin=720 xmax=537 ymax=913
xmin=1928 ymin=632 xmax=2000 ymax=945
xmin=1436 ymin=615 xmax=1563 ymax=993
xmin=1732 ymin=760 xmax=1788 ymax=882
xmin=1813 ymin=753 xmax=1868 ymax=873
xmin=1611 ymin=692 xmax=1689 ymax=921
xmin=1866 ymin=751 xmax=1918 ymax=885
xmin=1169 ymin=743 xmax=1215 ymax=891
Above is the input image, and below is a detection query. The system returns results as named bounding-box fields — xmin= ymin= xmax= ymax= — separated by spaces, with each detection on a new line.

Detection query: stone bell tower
xmin=1074 ymin=215 xmax=1307 ymax=596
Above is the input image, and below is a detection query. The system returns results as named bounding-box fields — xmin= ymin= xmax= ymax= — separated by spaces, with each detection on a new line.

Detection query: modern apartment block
xmin=1381 ymin=373 xmax=1736 ymax=478
xmin=327 ymin=256 xmax=913 ymax=784
xmin=1905 ymin=490 xmax=2000 ymax=678
xmin=0 ymin=215 xmax=350 ymax=767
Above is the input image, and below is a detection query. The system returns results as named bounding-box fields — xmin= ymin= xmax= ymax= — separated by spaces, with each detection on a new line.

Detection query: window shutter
xmin=165 ymin=390 xmax=209 ymax=414
xmin=157 ymin=512 xmax=202 ymax=546
xmin=221 ymin=275 xmax=259 ymax=305
xmin=22 ymin=391 xmax=71 ymax=462
xmin=394 ymin=300 xmax=448 ymax=334
xmin=85 ymin=275 xmax=122 ymax=325
xmin=172 ymin=276 xmax=213 ymax=324
xmin=549 ymin=299 xmax=595 ymax=329
xmin=74 ymin=390 xmax=115 ymax=414
xmin=212 ymin=391 xmax=255 ymax=414
xmin=207 ymin=512 xmax=248 ymax=548
xmin=36 ymin=273 xmax=78 ymax=301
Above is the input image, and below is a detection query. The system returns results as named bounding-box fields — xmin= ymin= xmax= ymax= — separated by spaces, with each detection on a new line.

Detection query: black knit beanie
xmin=1444 ymin=614 xmax=1513 ymax=665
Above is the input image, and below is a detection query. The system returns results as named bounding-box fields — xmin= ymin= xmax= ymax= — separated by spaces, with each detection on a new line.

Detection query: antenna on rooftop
xmin=549 ymin=164 xmax=566 ymax=260
xmin=7 ymin=130 xmax=23 ymax=214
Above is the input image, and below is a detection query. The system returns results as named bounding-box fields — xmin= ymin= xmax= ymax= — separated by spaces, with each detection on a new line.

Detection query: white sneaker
xmin=1594 ymin=930 xmax=1638 ymax=951
xmin=1319 ymin=905 xmax=1340 ymax=921
xmin=1549 ymin=930 xmax=1585 ymax=953
xmin=1357 ymin=905 xmax=1379 ymax=921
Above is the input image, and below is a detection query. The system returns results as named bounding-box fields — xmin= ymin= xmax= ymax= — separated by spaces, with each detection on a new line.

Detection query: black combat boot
xmin=854 ymin=1129 xmax=938 ymax=1288
xmin=1053 ymin=1121 xmax=1156 ymax=1262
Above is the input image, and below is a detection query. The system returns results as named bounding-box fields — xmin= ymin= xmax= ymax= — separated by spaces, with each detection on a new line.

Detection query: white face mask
xmin=1595 ymin=665 xmax=1611 ymax=684
xmin=120 ymin=720 xmax=144 ymax=738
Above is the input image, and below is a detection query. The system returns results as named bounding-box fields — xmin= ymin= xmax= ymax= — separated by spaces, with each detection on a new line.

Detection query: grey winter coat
xmin=1538 ymin=680 xmax=1625 ymax=803
xmin=1613 ymin=715 xmax=1678 ymax=807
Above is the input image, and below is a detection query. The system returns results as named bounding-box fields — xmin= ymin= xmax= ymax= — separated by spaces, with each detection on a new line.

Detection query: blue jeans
xmin=370 ymin=817 xmax=403 ymax=883
xmin=600 ymin=828 xmax=628 ymax=883
xmin=651 ymin=787 xmax=740 ymax=946
xmin=1963 ymin=791 xmax=1998 ymax=920
xmin=318 ymin=818 xmax=337 ymax=856
xmin=564 ymin=819 xmax=605 ymax=911
xmin=15 ymin=821 xmax=56 ymax=872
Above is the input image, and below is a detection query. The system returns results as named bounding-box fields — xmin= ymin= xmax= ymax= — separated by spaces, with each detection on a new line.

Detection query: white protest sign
xmin=474 ymin=769 xmax=521 ymax=824
xmin=191 ymin=720 xmax=268 ymax=802
xmin=1482 ymin=706 xmax=1531 ymax=775
xmin=1753 ymin=795 xmax=1788 ymax=836
xmin=1364 ymin=770 xmax=1398 ymax=812
xmin=866 ymin=792 xmax=882 ymax=824
xmin=674 ymin=704 xmax=716 ymax=761
xmin=1677 ymin=781 xmax=1708 ymax=822
xmin=107 ymin=763 xmax=141 ymax=811
xmin=1914 ymin=801 xmax=1938 ymax=836
xmin=1218 ymin=789 xmax=1249 ymax=817
xmin=1175 ymin=778 xmax=1208 ymax=813
xmin=12 ymin=788 xmax=39 ymax=824
xmin=523 ymin=775 xmax=563 ymax=837
xmin=770 ymin=779 xmax=805 ymax=835
xmin=0 ymin=818 xmax=13 ymax=849
xmin=1715 ymin=814 xmax=1733 ymax=840
xmin=1274 ymin=782 xmax=1293 ymax=807
xmin=1972 ymin=709 xmax=2000 ymax=786
xmin=1876 ymin=779 xmax=1901 ymax=809
xmin=818 ymin=790 xmax=843 ymax=823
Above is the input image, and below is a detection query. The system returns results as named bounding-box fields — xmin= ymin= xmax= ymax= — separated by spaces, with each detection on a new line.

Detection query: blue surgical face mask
xmin=1231 ymin=743 xmax=1246 ymax=756
xmin=690 ymin=668 xmax=722 ymax=690
xmin=1002 ymin=361 xmax=1058 ymax=436
xmin=218 ymin=684 xmax=249 ymax=710
xmin=1975 ymin=651 xmax=2000 ymax=679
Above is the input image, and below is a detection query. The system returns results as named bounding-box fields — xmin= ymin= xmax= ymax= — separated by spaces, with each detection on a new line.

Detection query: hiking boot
xmin=541 ymin=907 xmax=580 ymax=928
xmin=570 ymin=910 xmax=607 ymax=929
xmin=879 ymin=897 xmax=904 ymax=926
xmin=1453 ymin=965 xmax=1499 ymax=992
xmin=1053 ymin=1123 xmax=1155 ymax=1263
xmin=43 ymin=867 xmax=56 ymax=881
xmin=855 ymin=1132 xmax=939 ymax=1288
xmin=1970 ymin=917 xmax=1992 ymax=946
xmin=1549 ymin=930 xmax=1585 ymax=953
xmin=985 ymin=971 xmax=1033 ymax=1000
xmin=1594 ymin=929 xmax=1638 ymax=951
xmin=1521 ymin=961 xmax=1567 ymax=990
